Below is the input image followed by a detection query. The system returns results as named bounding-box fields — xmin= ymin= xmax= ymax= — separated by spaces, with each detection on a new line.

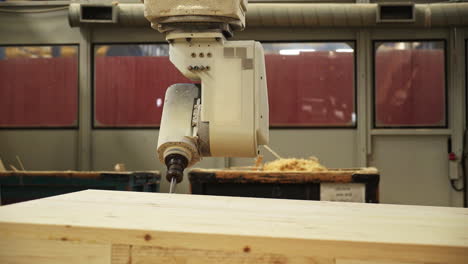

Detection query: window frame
xmin=92 ymin=42 xmax=170 ymax=129
xmin=261 ymin=40 xmax=358 ymax=129
xmin=0 ymin=43 xmax=80 ymax=130
xmin=466 ymin=39 xmax=468 ymax=129
xmin=372 ymin=39 xmax=448 ymax=129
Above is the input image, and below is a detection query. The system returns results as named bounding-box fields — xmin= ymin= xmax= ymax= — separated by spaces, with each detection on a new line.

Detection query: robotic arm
xmin=144 ymin=0 xmax=269 ymax=187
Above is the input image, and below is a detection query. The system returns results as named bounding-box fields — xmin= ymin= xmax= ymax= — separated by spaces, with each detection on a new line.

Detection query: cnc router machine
xmin=144 ymin=0 xmax=270 ymax=192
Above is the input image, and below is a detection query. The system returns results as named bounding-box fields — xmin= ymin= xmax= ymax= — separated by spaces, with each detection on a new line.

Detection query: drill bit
xmin=169 ymin=177 xmax=177 ymax=193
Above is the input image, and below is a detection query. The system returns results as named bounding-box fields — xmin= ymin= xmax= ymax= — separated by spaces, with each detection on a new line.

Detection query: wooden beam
xmin=0 ymin=190 xmax=467 ymax=264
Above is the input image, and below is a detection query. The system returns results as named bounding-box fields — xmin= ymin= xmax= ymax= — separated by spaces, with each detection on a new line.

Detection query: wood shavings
xmin=254 ymin=155 xmax=263 ymax=169
xmin=262 ymin=157 xmax=327 ymax=172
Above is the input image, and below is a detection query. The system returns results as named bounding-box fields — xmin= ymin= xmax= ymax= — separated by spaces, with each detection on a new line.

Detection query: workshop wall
xmin=0 ymin=3 xmax=466 ymax=206
xmin=0 ymin=8 xmax=80 ymax=173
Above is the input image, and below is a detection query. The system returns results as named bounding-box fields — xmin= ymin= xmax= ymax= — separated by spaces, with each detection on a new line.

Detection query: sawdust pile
xmin=262 ymin=157 xmax=327 ymax=172
xmin=254 ymin=155 xmax=264 ymax=168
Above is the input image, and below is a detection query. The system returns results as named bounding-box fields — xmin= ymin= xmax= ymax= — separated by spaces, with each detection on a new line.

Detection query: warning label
xmin=320 ymin=183 xmax=365 ymax=203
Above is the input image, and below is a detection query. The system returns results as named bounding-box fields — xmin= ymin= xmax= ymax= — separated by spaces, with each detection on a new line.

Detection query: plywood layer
xmin=0 ymin=190 xmax=467 ymax=264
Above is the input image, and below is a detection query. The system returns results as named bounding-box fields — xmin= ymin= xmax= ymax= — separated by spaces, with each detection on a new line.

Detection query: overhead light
xmin=156 ymin=98 xmax=163 ymax=107
xmin=279 ymin=49 xmax=300 ymax=55
xmin=279 ymin=49 xmax=316 ymax=55
xmin=335 ymin=48 xmax=354 ymax=53
xmin=396 ymin=42 xmax=406 ymax=50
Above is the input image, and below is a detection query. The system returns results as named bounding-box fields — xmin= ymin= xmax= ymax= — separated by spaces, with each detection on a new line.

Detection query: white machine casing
xmin=146 ymin=0 xmax=269 ymax=169
xmin=144 ymin=0 xmax=248 ymax=33
xmin=156 ymin=32 xmax=269 ymax=166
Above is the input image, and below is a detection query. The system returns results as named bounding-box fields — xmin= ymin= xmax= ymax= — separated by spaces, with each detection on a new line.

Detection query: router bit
xmin=169 ymin=177 xmax=177 ymax=193
xmin=165 ymin=154 xmax=188 ymax=193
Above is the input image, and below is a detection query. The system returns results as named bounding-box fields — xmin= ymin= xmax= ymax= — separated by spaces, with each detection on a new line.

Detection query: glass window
xmin=263 ymin=42 xmax=356 ymax=127
xmin=374 ymin=41 xmax=446 ymax=128
xmin=94 ymin=44 xmax=192 ymax=127
xmin=0 ymin=45 xmax=78 ymax=127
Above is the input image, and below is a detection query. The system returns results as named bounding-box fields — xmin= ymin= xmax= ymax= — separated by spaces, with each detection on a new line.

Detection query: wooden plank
xmin=336 ymin=261 xmax=419 ymax=264
xmin=0 ymin=237 xmax=111 ymax=264
xmin=111 ymin=244 xmax=131 ymax=264
xmin=130 ymin=244 xmax=335 ymax=264
xmin=0 ymin=190 xmax=467 ymax=264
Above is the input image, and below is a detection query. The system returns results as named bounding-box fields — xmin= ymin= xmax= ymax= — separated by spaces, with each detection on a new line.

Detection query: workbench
xmin=0 ymin=171 xmax=160 ymax=205
xmin=0 ymin=190 xmax=467 ymax=263
xmin=189 ymin=168 xmax=379 ymax=203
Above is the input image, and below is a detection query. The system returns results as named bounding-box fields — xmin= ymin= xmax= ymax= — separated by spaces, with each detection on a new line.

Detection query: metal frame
xmin=464 ymin=33 xmax=468 ymax=206
xmin=78 ymin=27 xmax=92 ymax=171
xmin=364 ymin=27 xmax=465 ymax=206
xmin=371 ymin=39 xmax=448 ymax=129
xmin=363 ymin=29 xmax=453 ymax=160
xmin=0 ymin=43 xmax=80 ymax=129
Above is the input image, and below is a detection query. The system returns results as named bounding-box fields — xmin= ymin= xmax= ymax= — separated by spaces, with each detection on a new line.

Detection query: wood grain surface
xmin=0 ymin=190 xmax=467 ymax=264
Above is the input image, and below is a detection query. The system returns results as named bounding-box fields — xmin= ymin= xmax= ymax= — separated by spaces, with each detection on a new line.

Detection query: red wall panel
xmin=266 ymin=52 xmax=355 ymax=126
xmin=375 ymin=50 xmax=445 ymax=127
xmin=0 ymin=57 xmax=78 ymax=127
xmin=0 ymin=48 xmax=443 ymax=129
xmin=94 ymin=56 xmax=193 ymax=127
xmin=95 ymin=52 xmax=355 ymax=127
